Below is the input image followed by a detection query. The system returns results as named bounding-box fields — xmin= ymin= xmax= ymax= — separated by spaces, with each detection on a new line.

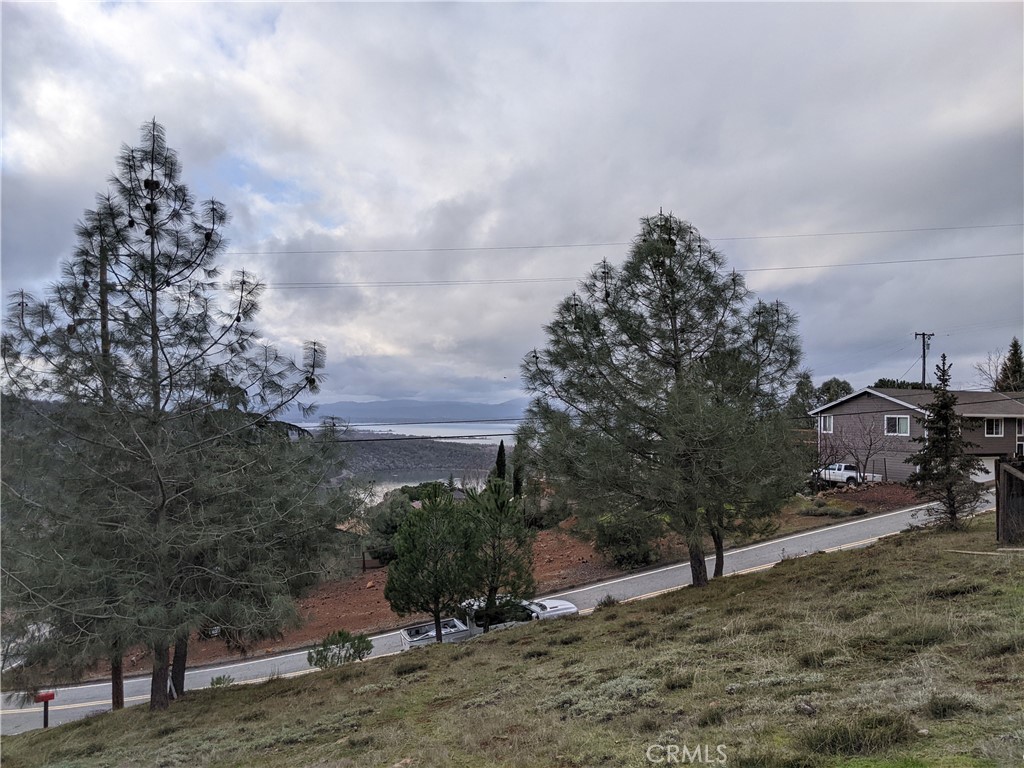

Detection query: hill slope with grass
xmin=3 ymin=516 xmax=1021 ymax=768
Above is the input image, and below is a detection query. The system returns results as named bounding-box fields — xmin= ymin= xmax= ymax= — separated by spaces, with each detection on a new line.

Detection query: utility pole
xmin=915 ymin=332 xmax=934 ymax=385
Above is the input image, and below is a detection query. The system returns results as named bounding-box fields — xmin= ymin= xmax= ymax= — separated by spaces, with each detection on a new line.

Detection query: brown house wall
xmin=818 ymin=399 xmax=1024 ymax=483
xmin=964 ymin=418 xmax=1022 ymax=457
xmin=818 ymin=394 xmax=920 ymax=482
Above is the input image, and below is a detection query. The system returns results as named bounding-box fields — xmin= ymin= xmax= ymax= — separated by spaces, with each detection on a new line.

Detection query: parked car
xmin=399 ymin=617 xmax=471 ymax=650
xmin=459 ymin=597 xmax=579 ymax=635
xmin=812 ymin=463 xmax=882 ymax=486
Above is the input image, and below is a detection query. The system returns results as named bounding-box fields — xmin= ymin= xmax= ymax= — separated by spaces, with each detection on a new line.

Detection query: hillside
xmin=337 ymin=430 xmax=497 ymax=475
xmin=3 ymin=515 xmax=1021 ymax=768
xmin=291 ymin=398 xmax=529 ymax=425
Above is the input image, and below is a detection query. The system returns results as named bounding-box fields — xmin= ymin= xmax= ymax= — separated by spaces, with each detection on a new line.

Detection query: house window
xmin=1017 ymin=418 xmax=1023 ymax=437
xmin=820 ymin=415 xmax=833 ymax=434
xmin=884 ymin=415 xmax=910 ymax=436
xmin=984 ymin=419 xmax=1003 ymax=438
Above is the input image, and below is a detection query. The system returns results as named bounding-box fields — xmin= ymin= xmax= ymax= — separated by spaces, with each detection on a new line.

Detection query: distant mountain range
xmin=292 ymin=398 xmax=530 ymax=426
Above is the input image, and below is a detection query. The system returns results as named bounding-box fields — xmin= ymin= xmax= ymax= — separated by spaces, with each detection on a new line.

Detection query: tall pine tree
xmin=520 ymin=213 xmax=804 ymax=587
xmin=995 ymin=337 xmax=1024 ymax=391
xmin=1 ymin=120 xmax=352 ymax=710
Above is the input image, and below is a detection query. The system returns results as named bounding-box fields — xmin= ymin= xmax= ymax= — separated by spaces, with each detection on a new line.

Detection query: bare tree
xmin=835 ymin=417 xmax=901 ymax=483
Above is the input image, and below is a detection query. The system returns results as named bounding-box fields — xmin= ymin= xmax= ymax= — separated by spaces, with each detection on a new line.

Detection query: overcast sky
xmin=3 ymin=2 xmax=1022 ymax=405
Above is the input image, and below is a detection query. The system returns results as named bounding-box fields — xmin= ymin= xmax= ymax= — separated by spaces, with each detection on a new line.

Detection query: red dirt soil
xmin=153 ymin=520 xmax=620 ymax=673
xmin=106 ymin=484 xmax=923 ymax=676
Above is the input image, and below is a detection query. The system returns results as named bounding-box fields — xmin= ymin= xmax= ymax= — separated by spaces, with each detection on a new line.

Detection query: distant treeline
xmin=336 ymin=430 xmax=497 ymax=474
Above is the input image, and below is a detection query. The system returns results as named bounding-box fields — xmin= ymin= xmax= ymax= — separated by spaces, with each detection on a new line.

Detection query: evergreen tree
xmin=520 ymin=213 xmax=804 ymax=587
xmin=1 ymin=120 xmax=351 ymax=710
xmin=464 ymin=478 xmax=535 ymax=632
xmin=872 ymin=378 xmax=934 ymax=390
xmin=814 ymin=377 xmax=854 ymax=406
xmin=384 ymin=489 xmax=479 ymax=642
xmin=995 ymin=337 xmax=1024 ymax=391
xmin=784 ymin=370 xmax=816 ymax=428
xmin=491 ymin=439 xmax=507 ymax=481
xmin=905 ymin=355 xmax=986 ymax=529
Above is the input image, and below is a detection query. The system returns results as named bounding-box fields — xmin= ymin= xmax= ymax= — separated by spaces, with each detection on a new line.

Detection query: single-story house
xmin=808 ymin=388 xmax=1024 ymax=483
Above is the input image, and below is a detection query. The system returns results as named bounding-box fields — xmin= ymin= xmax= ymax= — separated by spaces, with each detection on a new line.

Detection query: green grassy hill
xmin=3 ymin=516 xmax=1021 ymax=768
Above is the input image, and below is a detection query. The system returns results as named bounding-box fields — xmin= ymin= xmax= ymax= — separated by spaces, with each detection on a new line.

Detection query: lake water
xmin=362 ymin=468 xmax=492 ymax=503
xmin=299 ymin=421 xmax=518 ymax=445
xmin=304 ymin=422 xmax=517 ymax=504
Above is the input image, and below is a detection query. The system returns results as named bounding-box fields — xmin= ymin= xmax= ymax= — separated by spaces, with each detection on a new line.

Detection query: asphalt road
xmin=0 ymin=495 xmax=988 ymax=736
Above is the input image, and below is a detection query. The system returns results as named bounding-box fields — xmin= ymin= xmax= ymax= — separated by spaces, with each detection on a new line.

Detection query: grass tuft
xmin=799 ymin=712 xmax=914 ymax=755
xmin=392 ymin=659 xmax=428 ymax=677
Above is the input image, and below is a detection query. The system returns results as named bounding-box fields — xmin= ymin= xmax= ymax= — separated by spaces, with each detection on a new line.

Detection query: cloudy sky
xmin=3 ymin=2 xmax=1022 ymax=405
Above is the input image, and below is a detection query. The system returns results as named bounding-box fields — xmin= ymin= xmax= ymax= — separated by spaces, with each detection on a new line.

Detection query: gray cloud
xmin=2 ymin=2 xmax=1021 ymax=403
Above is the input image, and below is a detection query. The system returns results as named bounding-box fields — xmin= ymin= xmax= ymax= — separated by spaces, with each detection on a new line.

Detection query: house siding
xmin=816 ymin=393 xmax=920 ymax=482
xmin=815 ymin=393 xmax=1024 ymax=484
xmin=965 ymin=418 xmax=1019 ymax=458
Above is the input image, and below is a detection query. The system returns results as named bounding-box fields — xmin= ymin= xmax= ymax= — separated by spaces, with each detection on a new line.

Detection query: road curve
xmin=1 ymin=496 xmax=986 ymax=736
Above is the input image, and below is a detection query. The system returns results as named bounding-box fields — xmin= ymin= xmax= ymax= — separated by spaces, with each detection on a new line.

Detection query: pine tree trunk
xmin=711 ymin=527 xmax=725 ymax=579
xmin=434 ymin=611 xmax=444 ymax=644
xmin=150 ymin=641 xmax=170 ymax=710
xmin=171 ymin=634 xmax=188 ymax=699
xmin=688 ymin=541 xmax=709 ymax=587
xmin=110 ymin=654 xmax=124 ymax=710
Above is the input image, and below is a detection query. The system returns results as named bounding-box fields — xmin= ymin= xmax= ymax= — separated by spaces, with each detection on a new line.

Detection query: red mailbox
xmin=34 ymin=691 xmax=55 ymax=728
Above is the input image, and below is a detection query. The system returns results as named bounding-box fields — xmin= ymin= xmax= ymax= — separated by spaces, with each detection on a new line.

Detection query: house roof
xmin=809 ymin=388 xmax=1024 ymax=418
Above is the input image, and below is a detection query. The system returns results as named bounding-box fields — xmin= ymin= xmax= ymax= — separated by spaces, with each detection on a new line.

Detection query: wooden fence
xmin=995 ymin=458 xmax=1024 ymax=545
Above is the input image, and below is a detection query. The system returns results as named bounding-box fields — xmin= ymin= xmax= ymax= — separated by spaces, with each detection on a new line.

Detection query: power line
xmin=740 ymin=251 xmax=1020 ymax=274
xmin=227 ymin=222 xmax=1022 ymax=256
xmin=263 ymin=251 xmax=1023 ymax=289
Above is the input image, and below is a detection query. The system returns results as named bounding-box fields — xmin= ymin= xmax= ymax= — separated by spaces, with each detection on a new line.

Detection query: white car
xmin=460 ymin=597 xmax=578 ymax=635
xmin=399 ymin=617 xmax=472 ymax=650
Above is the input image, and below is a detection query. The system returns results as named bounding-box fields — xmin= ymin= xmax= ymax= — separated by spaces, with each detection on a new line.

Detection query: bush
xmin=306 ymin=630 xmax=374 ymax=669
xmin=596 ymin=594 xmax=619 ymax=609
xmin=209 ymin=674 xmax=234 ymax=688
xmin=364 ymin=493 xmax=415 ymax=564
xmin=592 ymin=512 xmax=661 ymax=569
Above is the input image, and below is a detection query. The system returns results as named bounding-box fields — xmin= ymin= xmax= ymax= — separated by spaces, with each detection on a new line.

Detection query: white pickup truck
xmin=813 ymin=463 xmax=882 ymax=486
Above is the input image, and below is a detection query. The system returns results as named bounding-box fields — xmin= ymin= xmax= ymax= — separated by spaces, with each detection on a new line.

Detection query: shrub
xmin=209 ymin=674 xmax=235 ymax=688
xmin=596 ymin=594 xmax=620 ymax=609
xmin=592 ymin=512 xmax=661 ymax=568
xmin=364 ymin=493 xmax=416 ymax=564
xmin=306 ymin=630 xmax=374 ymax=669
